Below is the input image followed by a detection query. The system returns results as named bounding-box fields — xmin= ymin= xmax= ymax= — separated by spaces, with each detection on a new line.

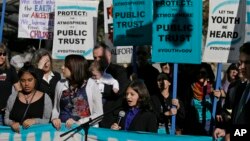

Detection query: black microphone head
xmin=119 ymin=111 xmax=125 ymax=117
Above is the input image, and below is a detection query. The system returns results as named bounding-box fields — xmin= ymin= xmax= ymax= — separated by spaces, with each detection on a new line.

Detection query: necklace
xmin=23 ymin=91 xmax=36 ymax=104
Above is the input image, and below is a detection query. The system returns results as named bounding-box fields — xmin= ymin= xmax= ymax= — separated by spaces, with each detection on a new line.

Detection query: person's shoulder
xmin=228 ymin=80 xmax=244 ymax=90
xmin=140 ymin=110 xmax=157 ymax=120
xmin=3 ymin=66 xmax=18 ymax=76
xmin=58 ymin=79 xmax=67 ymax=83
xmin=56 ymin=79 xmax=67 ymax=86
xmin=87 ymin=78 xmax=97 ymax=86
xmin=8 ymin=65 xmax=17 ymax=72
xmin=9 ymin=91 xmax=18 ymax=99
xmin=6 ymin=91 xmax=18 ymax=105
xmin=43 ymin=92 xmax=52 ymax=100
xmin=36 ymin=91 xmax=52 ymax=103
xmin=110 ymin=63 xmax=126 ymax=70
xmin=141 ymin=110 xmax=156 ymax=116
xmin=148 ymin=64 xmax=159 ymax=73
xmin=87 ymin=77 xmax=95 ymax=82
xmin=36 ymin=91 xmax=45 ymax=98
xmin=103 ymin=73 xmax=113 ymax=79
xmin=52 ymin=71 xmax=61 ymax=78
xmin=52 ymin=71 xmax=60 ymax=75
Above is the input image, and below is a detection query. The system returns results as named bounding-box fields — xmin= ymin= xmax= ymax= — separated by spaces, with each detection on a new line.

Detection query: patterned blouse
xmin=59 ymin=85 xmax=90 ymax=122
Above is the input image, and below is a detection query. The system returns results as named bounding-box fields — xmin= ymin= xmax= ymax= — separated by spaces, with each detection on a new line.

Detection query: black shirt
xmin=0 ymin=66 xmax=19 ymax=110
xmin=9 ymin=94 xmax=44 ymax=123
xmin=35 ymin=69 xmax=61 ymax=105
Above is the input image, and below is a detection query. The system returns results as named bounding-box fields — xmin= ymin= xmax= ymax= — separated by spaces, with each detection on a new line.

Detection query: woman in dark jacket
xmin=111 ymin=79 xmax=158 ymax=133
xmin=157 ymin=73 xmax=185 ymax=134
xmin=0 ymin=44 xmax=21 ymax=125
xmin=31 ymin=48 xmax=61 ymax=105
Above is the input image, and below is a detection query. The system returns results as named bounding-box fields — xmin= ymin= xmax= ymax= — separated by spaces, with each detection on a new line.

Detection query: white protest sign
xmin=52 ymin=0 xmax=99 ymax=60
xmin=18 ymin=0 xmax=55 ymax=39
xmin=104 ymin=0 xmax=133 ymax=64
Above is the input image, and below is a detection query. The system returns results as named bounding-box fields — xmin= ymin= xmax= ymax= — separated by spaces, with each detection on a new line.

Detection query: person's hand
xmin=170 ymin=108 xmax=177 ymax=115
xmin=213 ymin=89 xmax=226 ymax=98
xmin=65 ymin=118 xmax=76 ymax=129
xmin=113 ymin=88 xmax=119 ymax=94
xmin=164 ymin=108 xmax=177 ymax=116
xmin=216 ymin=115 xmax=223 ymax=122
xmin=172 ymin=99 xmax=180 ymax=109
xmin=164 ymin=111 xmax=170 ymax=116
xmin=11 ymin=122 xmax=20 ymax=133
xmin=213 ymin=128 xmax=226 ymax=139
xmin=38 ymin=56 xmax=50 ymax=69
xmin=111 ymin=123 xmax=121 ymax=130
xmin=22 ymin=118 xmax=36 ymax=129
xmin=52 ymin=118 xmax=61 ymax=130
xmin=213 ymin=90 xmax=220 ymax=98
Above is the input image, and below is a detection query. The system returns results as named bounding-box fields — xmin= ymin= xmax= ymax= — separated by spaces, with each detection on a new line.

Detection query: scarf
xmin=192 ymin=82 xmax=213 ymax=101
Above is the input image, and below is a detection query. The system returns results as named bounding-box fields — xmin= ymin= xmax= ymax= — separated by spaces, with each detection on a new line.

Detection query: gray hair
xmin=31 ymin=48 xmax=53 ymax=69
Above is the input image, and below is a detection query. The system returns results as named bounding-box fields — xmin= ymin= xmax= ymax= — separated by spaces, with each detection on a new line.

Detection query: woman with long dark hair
xmin=51 ymin=55 xmax=103 ymax=129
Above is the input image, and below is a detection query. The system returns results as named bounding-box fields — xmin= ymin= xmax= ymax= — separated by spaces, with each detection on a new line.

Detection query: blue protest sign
xmin=113 ymin=0 xmax=153 ymax=46
xmin=152 ymin=0 xmax=202 ymax=64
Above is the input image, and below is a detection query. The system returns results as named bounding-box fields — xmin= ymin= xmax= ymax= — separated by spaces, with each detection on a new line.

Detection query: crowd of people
xmin=0 ymin=42 xmax=249 ymax=140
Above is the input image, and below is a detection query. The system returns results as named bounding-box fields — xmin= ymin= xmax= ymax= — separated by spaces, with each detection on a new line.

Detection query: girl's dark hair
xmin=64 ymin=54 xmax=89 ymax=88
xmin=222 ymin=63 xmax=239 ymax=83
xmin=94 ymin=42 xmax=109 ymax=51
xmin=18 ymin=62 xmax=39 ymax=89
xmin=126 ymin=79 xmax=153 ymax=111
xmin=240 ymin=42 xmax=250 ymax=55
xmin=194 ymin=63 xmax=215 ymax=83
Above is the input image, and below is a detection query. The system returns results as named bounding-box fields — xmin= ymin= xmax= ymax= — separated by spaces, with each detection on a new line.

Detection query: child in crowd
xmin=89 ymin=60 xmax=119 ymax=94
xmin=111 ymin=79 xmax=158 ymax=133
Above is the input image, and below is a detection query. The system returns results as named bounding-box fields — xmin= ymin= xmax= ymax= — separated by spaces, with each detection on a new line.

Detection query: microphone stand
xmin=60 ymin=105 xmax=122 ymax=141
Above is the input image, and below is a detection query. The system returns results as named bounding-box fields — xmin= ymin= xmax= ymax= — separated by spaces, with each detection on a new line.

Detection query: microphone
xmin=117 ymin=111 xmax=125 ymax=125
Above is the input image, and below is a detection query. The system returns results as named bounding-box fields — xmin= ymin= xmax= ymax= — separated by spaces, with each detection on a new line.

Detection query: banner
xmin=113 ymin=0 xmax=153 ymax=46
xmin=203 ymin=0 xmax=246 ymax=63
xmin=104 ymin=0 xmax=133 ymax=64
xmin=0 ymin=124 xmax=213 ymax=141
xmin=52 ymin=0 xmax=99 ymax=60
xmin=18 ymin=0 xmax=55 ymax=39
xmin=245 ymin=1 xmax=250 ymax=42
xmin=152 ymin=0 xmax=202 ymax=64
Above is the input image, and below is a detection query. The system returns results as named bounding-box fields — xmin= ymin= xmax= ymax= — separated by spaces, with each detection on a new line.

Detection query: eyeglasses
xmin=0 ymin=52 xmax=6 ymax=56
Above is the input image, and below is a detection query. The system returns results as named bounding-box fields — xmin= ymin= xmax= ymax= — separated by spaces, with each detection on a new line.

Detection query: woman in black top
xmin=111 ymin=79 xmax=158 ymax=133
xmin=0 ymin=44 xmax=20 ymax=125
xmin=4 ymin=63 xmax=52 ymax=133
